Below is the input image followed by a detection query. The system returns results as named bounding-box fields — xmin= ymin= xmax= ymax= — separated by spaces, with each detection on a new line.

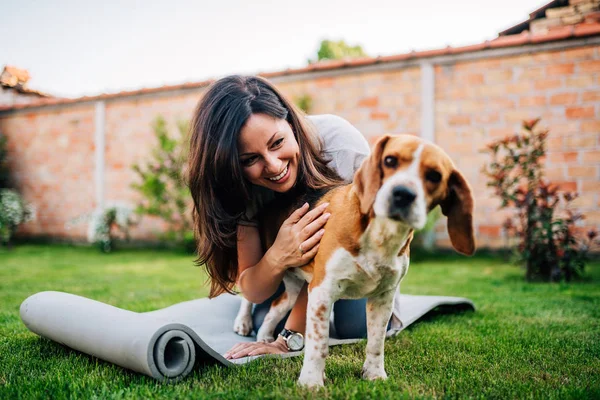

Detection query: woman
xmin=187 ymin=75 xmax=371 ymax=359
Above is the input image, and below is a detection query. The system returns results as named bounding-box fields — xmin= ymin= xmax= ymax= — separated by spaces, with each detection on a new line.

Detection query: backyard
xmin=1 ymin=244 xmax=599 ymax=399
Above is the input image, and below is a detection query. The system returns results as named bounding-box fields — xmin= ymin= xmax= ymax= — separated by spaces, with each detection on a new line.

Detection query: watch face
xmin=288 ymin=333 xmax=304 ymax=351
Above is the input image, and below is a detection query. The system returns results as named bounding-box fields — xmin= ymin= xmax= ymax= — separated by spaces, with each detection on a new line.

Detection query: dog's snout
xmin=392 ymin=186 xmax=416 ymax=208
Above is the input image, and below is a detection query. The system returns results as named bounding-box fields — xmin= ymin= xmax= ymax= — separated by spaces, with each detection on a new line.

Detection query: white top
xmin=239 ymin=114 xmax=370 ymax=227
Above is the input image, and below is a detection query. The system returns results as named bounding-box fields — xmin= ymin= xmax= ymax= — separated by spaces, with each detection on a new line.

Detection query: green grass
xmin=1 ymin=245 xmax=599 ymax=399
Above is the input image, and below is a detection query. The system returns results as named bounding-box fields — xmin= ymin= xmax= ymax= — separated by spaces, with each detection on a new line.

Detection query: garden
xmin=1 ymin=117 xmax=599 ymax=399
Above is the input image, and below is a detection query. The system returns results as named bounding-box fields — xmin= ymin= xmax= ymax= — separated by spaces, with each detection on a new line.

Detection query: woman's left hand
xmin=224 ymin=337 xmax=288 ymax=359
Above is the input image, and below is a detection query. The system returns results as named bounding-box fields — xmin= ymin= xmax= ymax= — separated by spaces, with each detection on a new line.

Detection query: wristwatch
xmin=278 ymin=328 xmax=305 ymax=351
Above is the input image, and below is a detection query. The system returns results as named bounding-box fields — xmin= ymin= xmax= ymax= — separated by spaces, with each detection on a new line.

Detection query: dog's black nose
xmin=392 ymin=186 xmax=416 ymax=208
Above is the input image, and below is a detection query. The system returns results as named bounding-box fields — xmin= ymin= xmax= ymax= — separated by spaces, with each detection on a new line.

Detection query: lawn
xmin=1 ymin=244 xmax=599 ymax=399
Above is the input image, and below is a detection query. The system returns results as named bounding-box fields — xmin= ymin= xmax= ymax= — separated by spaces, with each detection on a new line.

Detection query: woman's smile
xmin=266 ymin=162 xmax=290 ymax=183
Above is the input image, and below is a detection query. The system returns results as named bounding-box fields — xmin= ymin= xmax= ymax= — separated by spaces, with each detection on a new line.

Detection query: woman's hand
xmin=267 ymin=202 xmax=331 ymax=270
xmin=224 ymin=336 xmax=288 ymax=359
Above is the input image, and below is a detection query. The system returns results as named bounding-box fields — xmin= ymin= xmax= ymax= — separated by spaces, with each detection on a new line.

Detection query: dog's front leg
xmin=298 ymin=286 xmax=334 ymax=388
xmin=256 ymin=275 xmax=304 ymax=343
xmin=362 ymin=289 xmax=395 ymax=381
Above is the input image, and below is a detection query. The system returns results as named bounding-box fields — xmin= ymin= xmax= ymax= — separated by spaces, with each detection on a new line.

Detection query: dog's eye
xmin=425 ymin=170 xmax=442 ymax=183
xmin=383 ymin=156 xmax=398 ymax=168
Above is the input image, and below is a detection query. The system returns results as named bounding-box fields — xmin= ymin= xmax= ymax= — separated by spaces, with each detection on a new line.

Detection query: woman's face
xmin=238 ymin=113 xmax=300 ymax=193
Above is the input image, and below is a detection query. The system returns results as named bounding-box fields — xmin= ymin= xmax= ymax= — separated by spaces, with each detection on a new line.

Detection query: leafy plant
xmin=482 ymin=119 xmax=598 ymax=282
xmin=0 ymin=189 xmax=34 ymax=246
xmin=294 ymin=94 xmax=313 ymax=114
xmin=131 ymin=116 xmax=192 ymax=245
xmin=87 ymin=205 xmax=136 ymax=253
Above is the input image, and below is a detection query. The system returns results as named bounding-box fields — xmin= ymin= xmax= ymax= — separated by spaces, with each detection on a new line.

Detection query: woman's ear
xmin=354 ymin=135 xmax=390 ymax=215
xmin=440 ymin=169 xmax=476 ymax=255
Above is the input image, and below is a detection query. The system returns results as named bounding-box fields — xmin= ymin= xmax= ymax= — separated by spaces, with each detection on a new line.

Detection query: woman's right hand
xmin=267 ymin=202 xmax=331 ymax=270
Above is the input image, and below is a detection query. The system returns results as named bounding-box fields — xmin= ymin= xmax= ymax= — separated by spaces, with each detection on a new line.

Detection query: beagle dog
xmin=234 ymin=134 xmax=475 ymax=387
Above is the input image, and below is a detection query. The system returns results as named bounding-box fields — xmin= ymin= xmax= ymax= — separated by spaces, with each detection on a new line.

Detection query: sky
xmin=1 ymin=0 xmax=547 ymax=98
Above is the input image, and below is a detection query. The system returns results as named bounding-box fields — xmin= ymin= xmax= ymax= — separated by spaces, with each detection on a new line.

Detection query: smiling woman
xmin=186 ymin=75 xmax=371 ymax=359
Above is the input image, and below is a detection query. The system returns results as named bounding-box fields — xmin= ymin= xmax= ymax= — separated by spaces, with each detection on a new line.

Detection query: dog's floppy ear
xmin=354 ymin=135 xmax=390 ymax=215
xmin=440 ymin=169 xmax=476 ymax=255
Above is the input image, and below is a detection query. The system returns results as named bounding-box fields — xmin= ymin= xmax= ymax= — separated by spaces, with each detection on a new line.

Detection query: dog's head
xmin=354 ymin=134 xmax=475 ymax=255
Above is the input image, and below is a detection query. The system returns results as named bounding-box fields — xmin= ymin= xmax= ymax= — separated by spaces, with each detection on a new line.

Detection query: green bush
xmin=0 ymin=189 xmax=34 ymax=246
xmin=131 ymin=116 xmax=192 ymax=247
xmin=482 ymin=119 xmax=598 ymax=281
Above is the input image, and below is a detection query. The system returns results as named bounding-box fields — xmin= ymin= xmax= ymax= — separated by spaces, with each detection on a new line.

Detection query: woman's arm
xmin=236 ymin=202 xmax=330 ymax=303
xmin=236 ymin=224 xmax=286 ymax=304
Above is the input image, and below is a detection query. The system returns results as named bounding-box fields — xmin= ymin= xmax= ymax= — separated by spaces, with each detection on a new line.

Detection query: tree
xmin=310 ymin=40 xmax=368 ymax=63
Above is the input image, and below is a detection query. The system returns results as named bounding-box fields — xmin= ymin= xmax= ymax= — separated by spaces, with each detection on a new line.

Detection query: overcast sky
xmin=1 ymin=0 xmax=546 ymax=98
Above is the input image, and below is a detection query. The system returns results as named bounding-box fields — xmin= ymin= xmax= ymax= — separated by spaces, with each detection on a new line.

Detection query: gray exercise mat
xmin=20 ymin=291 xmax=474 ymax=381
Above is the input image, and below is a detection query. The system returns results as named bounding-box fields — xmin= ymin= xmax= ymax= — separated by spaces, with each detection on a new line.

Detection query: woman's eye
xmin=425 ymin=170 xmax=442 ymax=183
xmin=241 ymin=156 xmax=258 ymax=167
xmin=272 ymin=138 xmax=284 ymax=148
xmin=383 ymin=156 xmax=398 ymax=168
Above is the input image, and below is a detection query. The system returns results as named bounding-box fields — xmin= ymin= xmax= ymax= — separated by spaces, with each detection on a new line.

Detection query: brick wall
xmin=1 ymin=42 xmax=598 ymax=249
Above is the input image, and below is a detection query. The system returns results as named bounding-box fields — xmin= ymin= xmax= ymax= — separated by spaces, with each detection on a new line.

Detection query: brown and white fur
xmin=234 ymin=134 xmax=475 ymax=387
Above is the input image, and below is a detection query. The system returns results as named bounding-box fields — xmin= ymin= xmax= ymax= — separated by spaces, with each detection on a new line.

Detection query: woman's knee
xmin=333 ymin=298 xmax=368 ymax=339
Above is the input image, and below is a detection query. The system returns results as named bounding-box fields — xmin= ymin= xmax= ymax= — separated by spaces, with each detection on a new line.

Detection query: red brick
xmin=546 ymin=167 xmax=566 ymax=180
xmin=479 ymin=225 xmax=501 ymax=237
xmin=580 ymin=60 xmax=600 ymax=73
xmin=566 ymin=75 xmax=595 ymax=88
xmin=555 ymin=181 xmax=578 ymax=191
xmin=583 ymin=151 xmax=600 ymax=163
xmin=534 ymin=79 xmax=562 ymax=90
xmin=489 ymin=98 xmax=516 ymax=108
xmin=548 ymin=152 xmax=579 ymax=163
xmin=358 ymin=97 xmax=379 ymax=107
xmin=550 ymin=93 xmax=578 ymax=105
xmin=519 ymin=67 xmax=545 ymax=79
xmin=520 ymin=96 xmax=546 ymax=107
xmin=464 ymin=73 xmax=484 ymax=84
xmin=568 ymin=166 xmax=597 ymax=178
xmin=506 ymin=82 xmax=533 ymax=94
xmin=370 ymin=111 xmax=389 ymax=120
xmin=565 ymin=107 xmax=594 ymax=119
xmin=582 ymin=181 xmax=600 ymax=191
xmin=562 ymin=47 xmax=596 ymax=60
xmin=581 ymin=121 xmax=600 ymax=132
xmin=489 ymin=128 xmax=515 ymax=139
xmin=448 ymin=115 xmax=471 ymax=126
xmin=565 ymin=135 xmax=597 ymax=148
xmin=582 ymin=91 xmax=600 ymax=102
xmin=486 ymin=70 xmax=513 ymax=82
xmin=547 ymin=63 xmax=575 ymax=75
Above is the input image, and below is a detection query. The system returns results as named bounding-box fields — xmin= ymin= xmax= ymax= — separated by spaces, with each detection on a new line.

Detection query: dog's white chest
xmin=323 ymin=247 xmax=408 ymax=299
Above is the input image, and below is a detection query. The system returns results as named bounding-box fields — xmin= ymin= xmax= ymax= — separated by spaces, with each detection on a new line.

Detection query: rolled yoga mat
xmin=20 ymin=291 xmax=475 ymax=381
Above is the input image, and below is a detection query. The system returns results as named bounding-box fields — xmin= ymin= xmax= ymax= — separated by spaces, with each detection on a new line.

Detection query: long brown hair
xmin=187 ymin=75 xmax=343 ymax=297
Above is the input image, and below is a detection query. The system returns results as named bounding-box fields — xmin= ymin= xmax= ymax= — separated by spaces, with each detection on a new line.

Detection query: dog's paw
xmin=233 ymin=315 xmax=253 ymax=336
xmin=298 ymin=373 xmax=324 ymax=388
xmin=361 ymin=365 xmax=388 ymax=381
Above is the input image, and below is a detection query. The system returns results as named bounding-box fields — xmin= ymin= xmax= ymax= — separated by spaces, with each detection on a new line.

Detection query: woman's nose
xmin=263 ymin=154 xmax=281 ymax=174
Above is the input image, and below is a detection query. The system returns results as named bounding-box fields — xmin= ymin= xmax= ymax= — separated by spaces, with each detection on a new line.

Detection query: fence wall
xmin=1 ymin=39 xmax=598 ymax=248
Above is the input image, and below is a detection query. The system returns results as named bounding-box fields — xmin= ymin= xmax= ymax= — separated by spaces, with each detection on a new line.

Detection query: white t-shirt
xmin=238 ymin=114 xmax=370 ymax=227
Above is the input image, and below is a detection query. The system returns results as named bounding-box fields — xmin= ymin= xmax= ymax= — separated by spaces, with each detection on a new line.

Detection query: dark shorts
xmin=252 ymin=283 xmax=390 ymax=339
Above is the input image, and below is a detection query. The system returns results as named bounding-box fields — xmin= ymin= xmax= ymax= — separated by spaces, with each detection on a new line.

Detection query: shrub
xmin=87 ymin=205 xmax=136 ymax=253
xmin=0 ymin=189 xmax=34 ymax=246
xmin=482 ymin=119 xmax=598 ymax=282
xmin=0 ymin=132 xmax=34 ymax=247
xmin=131 ymin=116 xmax=192 ymax=246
